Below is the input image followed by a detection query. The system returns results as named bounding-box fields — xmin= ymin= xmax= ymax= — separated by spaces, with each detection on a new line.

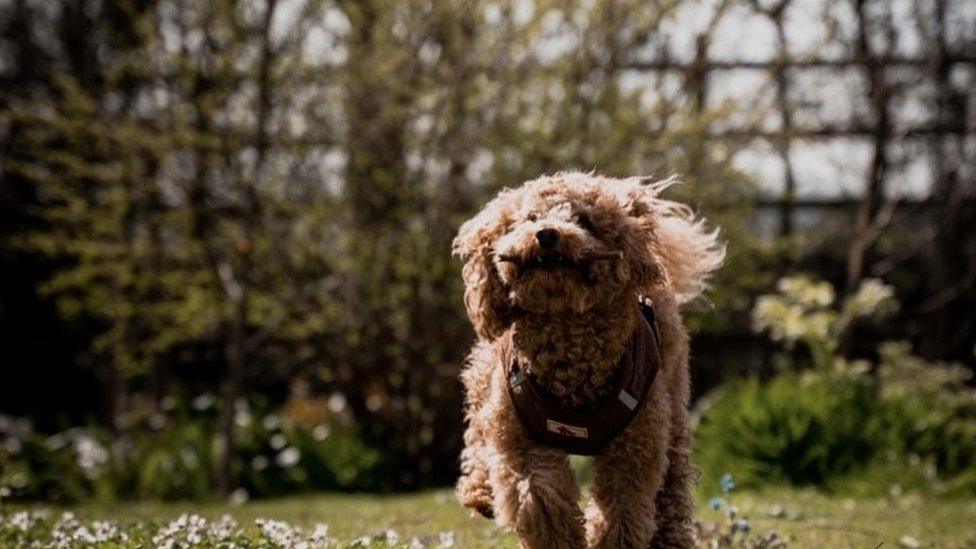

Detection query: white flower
xmin=193 ymin=393 xmax=216 ymax=410
xmin=252 ymin=454 xmax=271 ymax=471
xmin=847 ymin=278 xmax=896 ymax=318
xmin=327 ymin=393 xmax=347 ymax=413
xmin=9 ymin=511 xmax=31 ymax=532
xmin=46 ymin=432 xmax=69 ymax=450
xmin=92 ymin=520 xmax=128 ymax=543
xmin=152 ymin=513 xmax=210 ymax=548
xmin=149 ymin=413 xmax=168 ymax=430
xmin=73 ymin=435 xmax=109 ymax=476
xmin=229 ymin=487 xmax=250 ymax=506
xmin=256 ymin=518 xmax=303 ymax=547
xmin=181 ymin=446 xmax=199 ymax=468
xmin=52 ymin=512 xmax=117 ymax=549
xmin=3 ymin=436 xmax=22 ymax=454
xmin=899 ymin=535 xmax=921 ymax=548
xmin=777 ymin=276 xmax=834 ymax=307
xmin=308 ymin=523 xmax=333 ymax=547
xmin=271 ymin=433 xmax=288 ymax=450
xmin=51 ymin=513 xmax=80 ymax=548
xmin=160 ymin=395 xmax=177 ymax=411
xmin=276 ymin=447 xmax=302 ymax=468
xmin=9 ymin=472 xmax=27 ymax=489
xmin=236 ymin=409 xmax=253 ymax=428
xmin=72 ymin=525 xmax=96 ymax=544
xmin=438 ymin=531 xmax=456 ymax=547
xmin=210 ymin=514 xmax=239 ymax=541
xmin=312 ymin=425 xmax=331 ymax=441
xmin=263 ymin=414 xmax=282 ymax=431
xmin=385 ymin=528 xmax=401 ymax=545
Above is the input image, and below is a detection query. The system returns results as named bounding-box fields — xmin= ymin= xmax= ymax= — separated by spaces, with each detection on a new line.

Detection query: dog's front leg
xmin=487 ymin=400 xmax=585 ymax=548
xmin=490 ymin=440 xmax=585 ymax=549
xmin=585 ymin=399 xmax=670 ymax=549
xmin=456 ymin=418 xmax=494 ymax=518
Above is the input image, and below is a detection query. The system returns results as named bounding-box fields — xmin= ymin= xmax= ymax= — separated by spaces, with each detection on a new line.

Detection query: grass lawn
xmin=17 ymin=488 xmax=976 ymax=548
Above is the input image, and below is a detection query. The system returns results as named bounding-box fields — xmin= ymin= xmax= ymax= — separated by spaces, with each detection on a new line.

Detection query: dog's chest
xmin=512 ymin=314 xmax=634 ymax=407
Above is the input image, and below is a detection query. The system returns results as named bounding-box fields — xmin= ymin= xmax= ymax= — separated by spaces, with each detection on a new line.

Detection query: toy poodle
xmin=452 ymin=172 xmax=724 ymax=548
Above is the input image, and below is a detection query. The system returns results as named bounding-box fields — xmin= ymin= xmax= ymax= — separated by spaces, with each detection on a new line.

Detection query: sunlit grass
xmin=10 ymin=488 xmax=974 ymax=548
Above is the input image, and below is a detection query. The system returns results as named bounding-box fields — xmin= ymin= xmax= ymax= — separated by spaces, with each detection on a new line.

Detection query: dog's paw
xmin=457 ymin=474 xmax=494 ymax=520
xmin=471 ymin=502 xmax=494 ymax=520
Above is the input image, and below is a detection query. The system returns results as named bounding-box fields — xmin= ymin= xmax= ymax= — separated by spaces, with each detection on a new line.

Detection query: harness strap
xmin=504 ymin=302 xmax=662 ymax=455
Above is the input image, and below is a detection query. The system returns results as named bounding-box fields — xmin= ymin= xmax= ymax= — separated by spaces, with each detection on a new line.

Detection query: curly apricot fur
xmin=453 ymin=172 xmax=724 ymax=549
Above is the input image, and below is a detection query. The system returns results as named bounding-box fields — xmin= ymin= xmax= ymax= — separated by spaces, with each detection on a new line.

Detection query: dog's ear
xmin=615 ymin=177 xmax=725 ymax=303
xmin=612 ymin=179 xmax=667 ymax=293
xmin=453 ymin=192 xmax=515 ymax=340
xmin=459 ymin=250 xmax=511 ymax=340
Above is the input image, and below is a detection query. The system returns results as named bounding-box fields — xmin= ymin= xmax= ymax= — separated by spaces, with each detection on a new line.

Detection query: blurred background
xmin=0 ymin=0 xmax=974 ymax=503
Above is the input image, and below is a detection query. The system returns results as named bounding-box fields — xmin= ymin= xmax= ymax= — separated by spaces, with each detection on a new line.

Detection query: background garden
xmin=1 ymin=0 xmax=975 ymax=546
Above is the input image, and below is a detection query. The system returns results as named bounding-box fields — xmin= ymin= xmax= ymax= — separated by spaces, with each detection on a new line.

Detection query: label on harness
xmin=546 ymin=419 xmax=588 ymax=438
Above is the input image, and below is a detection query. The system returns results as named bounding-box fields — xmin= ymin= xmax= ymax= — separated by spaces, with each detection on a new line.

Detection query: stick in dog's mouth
xmin=496 ymin=250 xmax=623 ymax=264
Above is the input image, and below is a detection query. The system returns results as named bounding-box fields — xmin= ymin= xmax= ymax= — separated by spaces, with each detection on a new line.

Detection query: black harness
xmin=503 ymin=302 xmax=662 ymax=455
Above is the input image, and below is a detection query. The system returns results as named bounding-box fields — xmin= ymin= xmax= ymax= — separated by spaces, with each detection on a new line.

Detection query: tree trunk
xmin=218 ymin=300 xmax=246 ymax=495
xmin=215 ymin=0 xmax=277 ymax=495
xmin=845 ymin=0 xmax=890 ymax=293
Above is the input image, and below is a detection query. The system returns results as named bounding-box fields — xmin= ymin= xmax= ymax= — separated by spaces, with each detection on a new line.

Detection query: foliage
xmin=696 ymin=371 xmax=883 ymax=489
xmin=0 ymin=397 xmax=390 ymax=504
xmin=751 ymin=276 xmax=896 ymax=368
xmin=0 ymin=0 xmax=765 ymax=492
xmin=695 ymin=277 xmax=976 ymax=495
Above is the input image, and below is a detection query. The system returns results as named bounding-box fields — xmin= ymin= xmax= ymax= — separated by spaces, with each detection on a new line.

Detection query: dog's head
xmin=453 ymin=172 xmax=725 ymax=340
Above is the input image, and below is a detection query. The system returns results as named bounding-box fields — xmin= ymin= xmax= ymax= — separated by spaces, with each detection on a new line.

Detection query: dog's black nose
xmin=535 ymin=228 xmax=559 ymax=248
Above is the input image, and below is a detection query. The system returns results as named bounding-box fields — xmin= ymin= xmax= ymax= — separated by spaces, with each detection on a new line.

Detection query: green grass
xmin=13 ymin=488 xmax=976 ymax=548
xmin=701 ymin=487 xmax=976 ymax=548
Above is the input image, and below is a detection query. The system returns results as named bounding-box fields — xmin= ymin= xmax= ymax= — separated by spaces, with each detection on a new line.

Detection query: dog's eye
xmin=576 ymin=213 xmax=596 ymax=232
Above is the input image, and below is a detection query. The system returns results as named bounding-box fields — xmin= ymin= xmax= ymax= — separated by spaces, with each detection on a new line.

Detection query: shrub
xmin=695 ymin=277 xmax=976 ymax=496
xmin=0 ymin=396 xmax=391 ymax=503
xmin=696 ymin=350 xmax=976 ymax=495
xmin=696 ymin=370 xmax=883 ymax=488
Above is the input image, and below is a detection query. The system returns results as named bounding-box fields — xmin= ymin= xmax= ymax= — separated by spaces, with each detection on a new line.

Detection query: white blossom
xmin=73 ymin=435 xmax=109 ymax=476
xmin=192 ymin=393 xmax=216 ymax=410
xmin=91 ymin=520 xmax=128 ymax=543
xmin=271 ymin=433 xmax=288 ymax=450
xmin=263 ymin=414 xmax=283 ymax=431
xmin=308 ymin=523 xmax=334 ymax=547
xmin=438 ymin=531 xmax=456 ymax=548
xmin=152 ymin=513 xmax=210 ymax=549
xmin=327 ymin=393 xmax=347 ymax=413
xmin=276 ymin=447 xmax=302 ymax=468
xmin=229 ymin=487 xmax=250 ymax=506
xmin=9 ymin=511 xmax=32 ymax=532
xmin=256 ymin=518 xmax=305 ymax=547
xmin=312 ymin=425 xmax=331 ymax=441
xmin=210 ymin=514 xmax=239 ymax=541
xmin=252 ymin=454 xmax=271 ymax=471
